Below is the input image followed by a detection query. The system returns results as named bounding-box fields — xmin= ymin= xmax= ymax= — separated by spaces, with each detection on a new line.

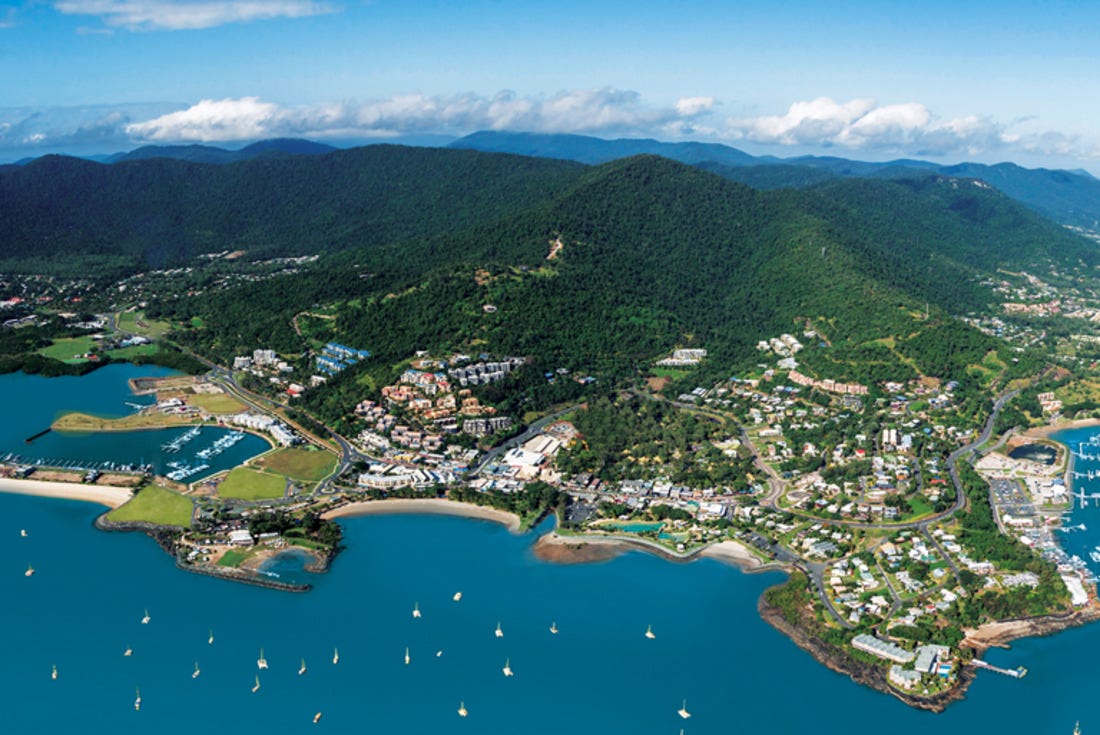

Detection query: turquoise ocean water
xmin=0 ymin=366 xmax=1095 ymax=733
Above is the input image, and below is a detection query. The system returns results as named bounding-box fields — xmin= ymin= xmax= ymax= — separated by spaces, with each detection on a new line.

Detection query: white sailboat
xmin=404 ymin=647 xmax=410 ymax=665
xmin=123 ymin=646 xmax=133 ymax=657
xmin=412 ymin=601 xmax=421 ymax=618
xmin=677 ymin=699 xmax=691 ymax=719
xmin=141 ymin=609 xmax=150 ymax=625
xmin=453 ymin=591 xmax=463 ymax=602
xmin=549 ymin=621 xmax=559 ymax=635
xmin=436 ymin=650 xmax=443 ymax=657
xmin=502 ymin=658 xmax=514 ymax=677
xmin=20 ymin=529 xmax=27 ymax=538
xmin=495 ymin=621 xmax=504 ymax=638
xmin=251 ymin=675 xmax=261 ymax=693
xmin=313 ymin=712 xmax=322 ymax=724
xmin=332 ymin=647 xmax=339 ymax=665
xmin=25 ymin=563 xmax=34 ymax=577
xmin=644 ymin=624 xmax=656 ymax=639
xmin=298 ymin=658 xmax=307 ymax=676
xmin=257 ymin=648 xmax=268 ymax=669
xmin=457 ymin=701 xmax=468 ymax=718
xmin=208 ymin=629 xmax=214 ymax=645
xmin=51 ymin=664 xmax=57 ymax=680
xmin=192 ymin=662 xmax=201 ymax=679
xmin=134 ymin=688 xmax=142 ymax=711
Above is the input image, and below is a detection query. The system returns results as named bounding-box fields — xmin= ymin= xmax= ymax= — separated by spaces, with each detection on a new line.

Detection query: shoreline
xmin=0 ymin=476 xmax=132 ymax=508
xmin=532 ymin=530 xmax=776 ymax=573
xmin=322 ymin=498 xmax=522 ymax=533
xmin=1023 ymin=417 xmax=1100 ymax=440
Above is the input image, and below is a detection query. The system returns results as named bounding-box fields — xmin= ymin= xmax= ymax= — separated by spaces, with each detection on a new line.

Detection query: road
xmin=470 ymin=405 xmax=581 ymax=476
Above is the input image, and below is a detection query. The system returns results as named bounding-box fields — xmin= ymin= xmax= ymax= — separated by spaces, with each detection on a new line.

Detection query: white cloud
xmin=124 ymin=88 xmax=715 ymax=142
xmin=675 ymin=96 xmax=716 ymax=117
xmin=53 ymin=0 xmax=334 ymax=31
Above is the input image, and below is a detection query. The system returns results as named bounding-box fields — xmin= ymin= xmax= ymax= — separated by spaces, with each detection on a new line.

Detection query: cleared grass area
xmin=254 ymin=448 xmax=337 ymax=482
xmin=105 ymin=344 xmax=159 ymax=360
xmin=218 ymin=467 xmax=286 ymax=500
xmin=188 ymin=392 xmax=247 ymax=415
xmin=118 ymin=310 xmax=171 ymax=338
xmin=38 ymin=336 xmax=96 ymax=363
xmin=53 ymin=411 xmax=193 ymax=431
xmin=218 ymin=549 xmax=249 ymax=567
xmin=107 ymin=484 xmax=193 ymax=528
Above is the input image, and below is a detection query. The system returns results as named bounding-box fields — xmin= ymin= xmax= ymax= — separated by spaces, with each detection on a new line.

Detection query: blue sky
xmin=3 ymin=0 xmax=1100 ymax=170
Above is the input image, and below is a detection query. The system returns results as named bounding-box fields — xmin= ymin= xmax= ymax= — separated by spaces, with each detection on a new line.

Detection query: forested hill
xmin=0 ymin=145 xmax=585 ymax=276
xmin=165 ymin=154 xmax=1089 ymax=390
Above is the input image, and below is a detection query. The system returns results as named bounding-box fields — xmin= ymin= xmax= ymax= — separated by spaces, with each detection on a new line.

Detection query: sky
xmin=2 ymin=0 xmax=1100 ymax=170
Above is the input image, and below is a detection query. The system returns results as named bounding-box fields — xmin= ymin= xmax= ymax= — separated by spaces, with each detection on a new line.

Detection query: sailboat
xmin=1074 ymin=723 xmax=1081 ymax=735
xmin=257 ymin=648 xmax=268 ymax=670
xmin=141 ymin=609 xmax=150 ymax=625
xmin=134 ymin=688 xmax=142 ymax=711
xmin=457 ymin=701 xmax=468 ymax=718
xmin=436 ymin=650 xmax=443 ymax=657
xmin=412 ymin=601 xmax=421 ymax=619
xmin=502 ymin=658 xmax=514 ymax=677
xmin=313 ymin=712 xmax=322 ymax=724
xmin=453 ymin=591 xmax=463 ymax=602
xmin=251 ymin=675 xmax=261 ymax=693
xmin=645 ymin=624 xmax=656 ymax=639
xmin=404 ymin=647 xmax=410 ymax=665
xmin=298 ymin=658 xmax=307 ymax=676
xmin=677 ymin=699 xmax=691 ymax=719
xmin=123 ymin=646 xmax=133 ymax=657
xmin=332 ymin=647 xmax=339 ymax=665
xmin=20 ymin=529 xmax=27 ymax=537
xmin=549 ymin=621 xmax=559 ymax=635
xmin=51 ymin=664 xmax=57 ymax=680
xmin=192 ymin=662 xmax=201 ymax=679
xmin=25 ymin=563 xmax=34 ymax=577
xmin=208 ymin=629 xmax=214 ymax=645
xmin=495 ymin=621 xmax=504 ymax=638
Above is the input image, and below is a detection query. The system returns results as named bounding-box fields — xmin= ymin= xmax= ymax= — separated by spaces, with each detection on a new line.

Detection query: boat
xmin=436 ymin=650 xmax=443 ymax=657
xmin=645 ymin=624 xmax=655 ymax=639
xmin=495 ymin=621 xmax=504 ymax=638
xmin=134 ymin=688 xmax=142 ymax=712
xmin=404 ymin=647 xmax=410 ymax=665
xmin=1073 ymin=722 xmax=1080 ymax=735
xmin=549 ymin=621 xmax=559 ymax=635
xmin=453 ymin=591 xmax=462 ymax=602
xmin=192 ymin=662 xmax=200 ymax=679
xmin=208 ymin=629 xmax=214 ymax=645
xmin=502 ymin=658 xmax=514 ymax=677
xmin=677 ymin=699 xmax=691 ymax=719
xmin=20 ymin=529 xmax=27 ymax=537
xmin=412 ymin=601 xmax=421 ymax=618
xmin=257 ymin=648 xmax=268 ymax=670
xmin=51 ymin=664 xmax=57 ymax=680
xmin=313 ymin=712 xmax=322 ymax=724
xmin=299 ymin=658 xmax=307 ymax=676
xmin=25 ymin=563 xmax=34 ymax=577
xmin=141 ymin=609 xmax=150 ymax=625
xmin=332 ymin=647 xmax=339 ymax=665
xmin=124 ymin=646 xmax=132 ymax=657
xmin=251 ymin=675 xmax=261 ymax=693
xmin=457 ymin=701 xmax=468 ymax=718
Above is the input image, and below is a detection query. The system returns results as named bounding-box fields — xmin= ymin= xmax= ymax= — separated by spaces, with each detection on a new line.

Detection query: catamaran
xmin=495 ymin=621 xmax=504 ymax=638
xmin=677 ymin=699 xmax=691 ymax=719
xmin=257 ymin=648 xmax=268 ymax=669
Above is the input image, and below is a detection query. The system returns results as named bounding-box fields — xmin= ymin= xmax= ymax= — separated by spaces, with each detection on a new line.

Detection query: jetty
xmin=970 ymin=659 xmax=1027 ymax=678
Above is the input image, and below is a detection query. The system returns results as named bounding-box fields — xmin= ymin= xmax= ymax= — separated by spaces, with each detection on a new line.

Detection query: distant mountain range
xmin=449 ymin=131 xmax=1100 ymax=232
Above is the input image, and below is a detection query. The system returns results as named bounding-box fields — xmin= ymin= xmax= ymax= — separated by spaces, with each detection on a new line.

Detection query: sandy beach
xmin=533 ymin=531 xmax=767 ymax=570
xmin=0 ymin=477 xmax=132 ymax=508
xmin=1024 ymin=417 xmax=1100 ymax=440
xmin=700 ymin=539 xmax=764 ymax=569
xmin=322 ymin=498 xmax=522 ymax=533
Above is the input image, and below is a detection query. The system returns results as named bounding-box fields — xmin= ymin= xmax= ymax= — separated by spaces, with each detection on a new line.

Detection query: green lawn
xmin=105 ymin=343 xmax=159 ymax=360
xmin=218 ymin=549 xmax=249 ymax=567
xmin=107 ymin=484 xmax=193 ymax=528
xmin=188 ymin=392 xmax=247 ymax=415
xmin=118 ymin=310 xmax=172 ymax=338
xmin=255 ymin=448 xmax=337 ymax=482
xmin=218 ymin=467 xmax=287 ymax=500
xmin=38 ymin=336 xmax=97 ymax=363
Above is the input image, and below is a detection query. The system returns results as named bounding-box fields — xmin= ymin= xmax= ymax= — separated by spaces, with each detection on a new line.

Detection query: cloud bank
xmin=2 ymin=92 xmax=1097 ymax=167
xmin=53 ymin=0 xmax=335 ymax=31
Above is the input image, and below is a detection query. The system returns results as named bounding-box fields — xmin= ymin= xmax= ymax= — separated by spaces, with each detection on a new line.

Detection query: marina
xmin=160 ymin=427 xmax=201 ymax=454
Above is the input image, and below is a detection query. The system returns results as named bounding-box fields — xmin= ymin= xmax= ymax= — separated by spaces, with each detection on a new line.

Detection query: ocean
xmin=0 ymin=366 xmax=1094 ymax=734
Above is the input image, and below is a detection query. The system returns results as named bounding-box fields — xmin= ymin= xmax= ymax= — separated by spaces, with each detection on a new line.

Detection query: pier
xmin=24 ymin=428 xmax=51 ymax=444
xmin=970 ymin=659 xmax=1027 ymax=678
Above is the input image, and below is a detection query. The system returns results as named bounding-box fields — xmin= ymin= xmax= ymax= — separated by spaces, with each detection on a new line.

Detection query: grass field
xmin=53 ymin=411 xmax=193 ymax=431
xmin=105 ymin=344 xmax=159 ymax=360
xmin=218 ymin=549 xmax=249 ymax=567
xmin=38 ymin=336 xmax=97 ymax=363
xmin=118 ymin=310 xmax=171 ymax=339
xmin=187 ymin=392 xmax=247 ymax=415
xmin=107 ymin=484 xmax=193 ymax=528
xmin=218 ymin=467 xmax=287 ymax=500
xmin=254 ymin=448 xmax=337 ymax=482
